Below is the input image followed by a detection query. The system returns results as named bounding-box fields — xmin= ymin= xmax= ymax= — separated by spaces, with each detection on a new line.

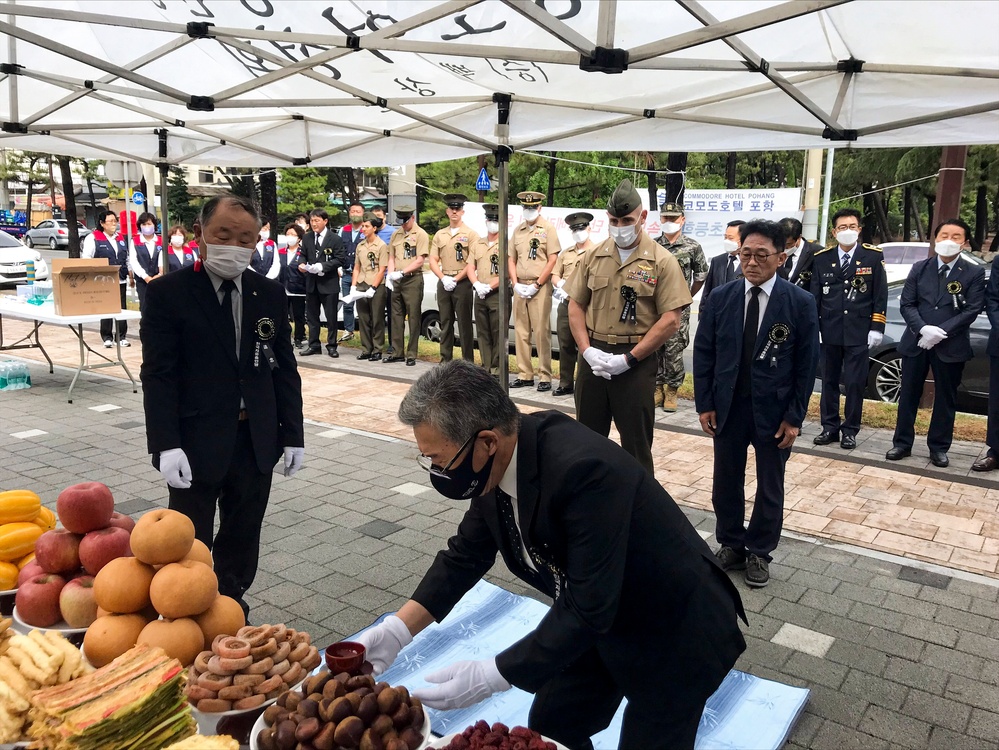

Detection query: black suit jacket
xmin=898 ymin=257 xmax=986 ymax=362
xmin=700 ymin=252 xmax=742 ymax=301
xmin=302 ymin=229 xmax=346 ymax=296
xmin=779 ymin=240 xmax=820 ymax=287
xmin=986 ymin=256 xmax=998 ymax=358
xmin=693 ymin=276 xmax=819 ymax=436
xmin=140 ymin=266 xmax=304 ymax=484
xmin=412 ymin=412 xmax=746 ymax=710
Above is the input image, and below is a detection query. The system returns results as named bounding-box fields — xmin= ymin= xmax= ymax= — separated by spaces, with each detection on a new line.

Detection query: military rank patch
xmin=627 ymin=264 xmax=658 ymax=285
xmin=855 ymin=267 xmax=872 ymax=275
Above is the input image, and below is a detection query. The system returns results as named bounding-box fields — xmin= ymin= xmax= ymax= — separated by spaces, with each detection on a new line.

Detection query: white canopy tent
xmin=2 ymin=0 xmax=997 ymax=383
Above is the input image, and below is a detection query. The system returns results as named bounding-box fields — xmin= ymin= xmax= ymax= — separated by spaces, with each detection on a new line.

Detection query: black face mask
xmin=429 ymin=433 xmax=495 ymax=500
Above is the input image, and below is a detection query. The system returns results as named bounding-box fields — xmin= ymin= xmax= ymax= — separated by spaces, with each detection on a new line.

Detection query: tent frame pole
xmin=158 ymin=130 xmax=168 ymax=275
xmin=495 ymin=95 xmax=512 ymax=393
xmin=819 ymin=148 xmax=835 ymax=246
xmin=6 ymin=3 xmax=17 ymax=124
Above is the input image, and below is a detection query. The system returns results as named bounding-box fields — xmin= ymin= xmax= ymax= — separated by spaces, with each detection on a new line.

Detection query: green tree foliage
xmin=276 ymin=167 xmax=327 ymax=224
xmin=167 ymin=167 xmax=199 ymax=230
xmin=0 ymin=151 xmax=50 ymax=220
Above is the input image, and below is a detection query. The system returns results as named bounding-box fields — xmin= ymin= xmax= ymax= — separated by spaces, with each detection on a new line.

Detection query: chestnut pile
xmin=440 ymin=722 xmax=558 ymax=750
xmin=256 ymin=670 xmax=426 ymax=750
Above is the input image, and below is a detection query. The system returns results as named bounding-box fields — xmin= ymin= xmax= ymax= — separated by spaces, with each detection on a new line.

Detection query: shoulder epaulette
xmin=863 ymin=243 xmax=882 ymax=252
xmin=814 ymin=246 xmax=835 ymax=255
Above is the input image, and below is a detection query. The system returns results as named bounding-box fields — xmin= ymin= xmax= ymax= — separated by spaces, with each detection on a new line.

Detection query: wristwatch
xmin=625 ymin=352 xmax=639 ymax=369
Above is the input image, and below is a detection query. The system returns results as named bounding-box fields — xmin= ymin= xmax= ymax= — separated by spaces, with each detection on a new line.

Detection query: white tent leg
xmin=819 ymin=148 xmax=835 ymax=246
xmin=496 ymin=96 xmax=512 ymax=391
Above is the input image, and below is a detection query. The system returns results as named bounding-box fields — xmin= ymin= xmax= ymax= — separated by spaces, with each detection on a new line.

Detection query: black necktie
xmin=841 ymin=252 xmax=851 ymax=277
xmin=783 ymin=253 xmax=794 ymax=274
xmin=737 ymin=287 xmax=761 ymax=396
xmin=495 ymin=489 xmax=557 ymax=595
xmin=938 ymin=264 xmax=949 ymax=298
xmin=727 ymin=254 xmax=737 ymax=282
xmin=220 ymin=279 xmax=237 ymax=356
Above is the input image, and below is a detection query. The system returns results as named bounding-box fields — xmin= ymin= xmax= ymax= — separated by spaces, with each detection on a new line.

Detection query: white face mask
xmin=722 ymin=239 xmax=739 ymax=254
xmin=662 ymin=221 xmax=682 ymax=235
xmin=836 ymin=229 xmax=859 ymax=247
xmin=287 ymin=236 xmax=300 ymax=247
xmin=203 ymin=244 xmax=251 ymax=280
xmin=171 ymin=235 xmax=184 ymax=247
xmin=141 ymin=225 xmax=156 ymax=237
xmin=572 ymin=229 xmax=589 ymax=245
xmin=935 ymin=239 xmax=962 ymax=258
xmin=608 ymin=224 xmax=637 ymax=248
xmin=259 ymin=229 xmax=269 ymax=241
xmin=522 ymin=208 xmax=539 ymax=223
xmin=485 ymin=220 xmax=500 ymax=234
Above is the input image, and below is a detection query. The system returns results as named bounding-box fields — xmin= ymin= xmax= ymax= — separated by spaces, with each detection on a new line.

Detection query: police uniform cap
xmin=607 ymin=179 xmax=642 ymax=218
xmin=395 ymin=204 xmax=415 ymax=220
xmin=565 ymin=211 xmax=594 ymax=230
xmin=443 ymin=193 xmax=467 ymax=209
xmin=482 ymin=203 xmax=500 ymax=220
xmin=660 ymin=202 xmax=685 ymax=218
xmin=517 ymin=191 xmax=545 ymax=206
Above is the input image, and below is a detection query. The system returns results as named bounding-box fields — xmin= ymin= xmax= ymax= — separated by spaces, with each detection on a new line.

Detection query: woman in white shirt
xmin=81 ymin=209 xmax=130 ymax=347
xmin=128 ymin=212 xmax=162 ymax=313
xmin=250 ymin=220 xmax=282 ymax=280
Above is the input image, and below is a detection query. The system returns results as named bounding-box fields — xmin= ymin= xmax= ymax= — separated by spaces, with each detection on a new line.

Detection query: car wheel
xmin=867 ymin=351 xmax=904 ymax=403
xmin=24 ymin=235 xmax=33 ymax=248
xmin=421 ymin=311 xmax=441 ymax=342
xmin=48 ymin=237 xmax=57 ymax=250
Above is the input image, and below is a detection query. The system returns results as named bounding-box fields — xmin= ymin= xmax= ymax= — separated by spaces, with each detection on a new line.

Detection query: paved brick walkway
xmin=3 ymin=315 xmax=999 ymax=748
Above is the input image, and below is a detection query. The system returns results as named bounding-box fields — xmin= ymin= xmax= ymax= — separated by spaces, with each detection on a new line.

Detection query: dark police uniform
xmin=567 ymin=180 xmax=692 ymax=476
xmin=431 ymin=194 xmax=480 ymax=363
xmin=809 ymin=242 xmax=887 ymax=446
xmin=386 ymin=206 xmax=429 ymax=365
xmin=974 ymin=255 xmax=999 ymax=471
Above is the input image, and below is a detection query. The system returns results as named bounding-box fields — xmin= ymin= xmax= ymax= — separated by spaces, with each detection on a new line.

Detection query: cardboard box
xmin=50 ymin=258 xmax=122 ymax=316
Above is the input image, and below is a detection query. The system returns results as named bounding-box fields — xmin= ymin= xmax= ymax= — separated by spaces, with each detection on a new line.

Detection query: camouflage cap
xmin=565 ymin=211 xmax=594 ymax=229
xmin=443 ymin=193 xmax=467 ymax=209
xmin=517 ymin=191 xmax=545 ymax=206
xmin=482 ymin=203 xmax=500 ymax=220
xmin=660 ymin=202 xmax=684 ymax=217
xmin=607 ymin=179 xmax=642 ymax=218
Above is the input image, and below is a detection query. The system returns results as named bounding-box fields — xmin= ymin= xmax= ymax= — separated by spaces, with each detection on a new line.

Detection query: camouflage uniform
xmin=655 ymin=233 xmax=707 ymax=389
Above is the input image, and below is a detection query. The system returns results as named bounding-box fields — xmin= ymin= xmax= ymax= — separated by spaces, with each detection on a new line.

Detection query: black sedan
xmin=866 ymin=279 xmax=990 ymax=415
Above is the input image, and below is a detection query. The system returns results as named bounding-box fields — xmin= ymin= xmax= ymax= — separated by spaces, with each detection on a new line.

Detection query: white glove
xmin=364 ymin=286 xmax=377 ymax=298
xmin=308 ymin=262 xmax=324 ymax=275
xmin=514 ymin=282 xmax=539 ymax=299
xmin=385 ymin=277 xmax=395 ymax=292
xmin=556 ymin=279 xmax=566 ymax=289
xmin=440 ymin=276 xmax=457 ymax=292
xmin=411 ymin=658 xmax=511 ymax=710
xmin=283 ymin=446 xmax=304 ymax=477
xmin=582 ymin=347 xmax=612 ymax=380
xmin=601 ymin=354 xmax=631 ymax=377
xmin=159 ymin=448 xmax=192 ymax=489
xmin=552 ymin=287 xmax=569 ymax=304
xmin=337 ymin=267 xmax=344 ymax=278
xmin=473 ymin=281 xmax=491 ymax=299
xmin=387 ymin=271 xmax=404 ymax=283
xmin=353 ymin=615 xmax=413 ymax=676
xmin=918 ymin=324 xmax=948 ymax=349
xmin=867 ymin=331 xmax=883 ymax=348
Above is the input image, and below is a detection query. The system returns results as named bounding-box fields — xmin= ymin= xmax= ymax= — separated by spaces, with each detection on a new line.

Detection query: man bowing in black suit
xmin=888 ymin=219 xmax=986 ymax=467
xmin=140 ymin=195 xmax=305 ymax=618
xmin=699 ymin=219 xmax=745 ymax=302
xmin=777 ymin=217 xmax=819 ymax=288
xmin=299 ymin=208 xmax=347 ymax=358
xmin=693 ymin=219 xmax=819 ymax=588
xmin=972 ymin=253 xmax=999 ymax=472
xmin=352 ymin=360 xmax=746 ymax=750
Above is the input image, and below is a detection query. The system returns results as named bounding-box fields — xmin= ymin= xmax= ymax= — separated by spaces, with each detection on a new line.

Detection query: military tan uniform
xmin=552 ymin=244 xmax=588 ymax=390
xmin=655 ymin=233 xmax=708 ymax=390
xmin=511 ymin=216 xmax=559 ymax=382
xmin=431 ymin=223 xmax=481 ymax=362
xmin=353 ymin=236 xmax=389 ymax=356
xmin=567 ymin=233 xmax=692 ymax=474
xmin=388 ymin=224 xmax=429 ymax=360
xmin=468 ymin=238 xmax=510 ymax=375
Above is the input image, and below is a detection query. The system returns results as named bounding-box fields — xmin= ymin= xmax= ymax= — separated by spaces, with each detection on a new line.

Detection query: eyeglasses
xmin=835 ymin=224 xmax=860 ymax=231
xmin=738 ymin=250 xmax=780 ymax=264
xmin=417 ymin=429 xmax=488 ymax=478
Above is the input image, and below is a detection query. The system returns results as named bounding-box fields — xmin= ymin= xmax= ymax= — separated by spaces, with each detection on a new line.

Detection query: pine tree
xmin=167 ymin=167 xmax=199 ymax=229
xmin=277 ymin=167 xmax=327 ymax=224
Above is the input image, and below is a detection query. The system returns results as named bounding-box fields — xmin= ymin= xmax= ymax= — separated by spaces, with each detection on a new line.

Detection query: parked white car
xmin=879 ymin=242 xmax=986 ymax=283
xmin=0 ymin=229 xmax=49 ymax=286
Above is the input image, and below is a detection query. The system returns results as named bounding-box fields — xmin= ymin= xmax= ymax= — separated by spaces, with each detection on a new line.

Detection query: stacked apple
xmin=84 ymin=508 xmax=246 ymax=669
xmin=15 ymin=482 xmax=134 ymax=630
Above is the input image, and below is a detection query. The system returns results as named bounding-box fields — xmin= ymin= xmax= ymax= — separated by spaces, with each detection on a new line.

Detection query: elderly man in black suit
xmin=351 ymin=360 xmax=746 ymax=750
xmin=888 ymin=219 xmax=986 ymax=467
xmin=299 ymin=208 xmax=347 ymax=358
xmin=693 ymin=219 xmax=819 ymax=588
xmin=973 ymin=254 xmax=999 ymax=472
xmin=700 ymin=219 xmax=745 ymax=301
xmin=140 ymin=195 xmax=305 ymax=618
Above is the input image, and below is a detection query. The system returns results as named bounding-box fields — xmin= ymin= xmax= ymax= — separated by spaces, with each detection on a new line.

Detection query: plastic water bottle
xmin=0 ymin=363 xmax=8 ymax=391
xmin=0 ymin=361 xmax=30 ymax=390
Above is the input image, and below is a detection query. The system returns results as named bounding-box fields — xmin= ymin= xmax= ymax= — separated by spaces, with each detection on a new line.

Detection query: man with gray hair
xmin=353 ymin=360 xmax=746 ymax=750
xmin=141 ymin=194 xmax=305 ymax=619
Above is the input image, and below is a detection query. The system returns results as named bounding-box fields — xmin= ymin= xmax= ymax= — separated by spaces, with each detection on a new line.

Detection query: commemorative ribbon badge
xmin=528 ymin=237 xmax=540 ymax=260
xmin=619 ymin=286 xmax=638 ymax=324
xmin=490 ymin=254 xmax=499 ymax=275
xmin=847 ymin=275 xmax=867 ymax=302
xmin=758 ymin=322 xmax=790 ymax=368
xmin=947 ymin=280 xmax=965 ymax=311
xmin=404 ymin=240 xmax=414 ymax=258
xmin=254 ymin=317 xmax=278 ymax=371
xmin=454 ymin=241 xmax=465 ymax=262
xmin=367 ymin=251 xmax=377 ymax=271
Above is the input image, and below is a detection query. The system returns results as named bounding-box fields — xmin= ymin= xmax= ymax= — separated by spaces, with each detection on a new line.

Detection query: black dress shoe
xmin=537 ymin=382 xmax=551 ymax=392
xmin=294 ymin=341 xmax=304 ymax=348
xmin=509 ymin=378 xmax=534 ymax=388
xmin=886 ymin=447 xmax=911 ymax=460
xmin=327 ymin=349 xmax=339 ymax=359
xmin=300 ymin=348 xmax=321 ymax=356
xmin=840 ymin=435 xmax=857 ymax=449
xmin=929 ymin=451 xmax=949 ymax=468
xmin=813 ymin=430 xmax=839 ymax=445
xmin=357 ymin=352 xmax=371 ymax=360
xmin=972 ymin=455 xmax=998 ymax=472
xmin=406 ymin=358 xmax=416 ymax=366
xmin=553 ymin=385 xmax=574 ymax=396
xmin=369 ymin=352 xmax=382 ymax=362
xmin=384 ymin=356 xmax=404 ymax=363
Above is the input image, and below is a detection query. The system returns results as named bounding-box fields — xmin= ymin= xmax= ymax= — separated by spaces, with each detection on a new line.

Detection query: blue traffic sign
xmin=475 ymin=168 xmax=491 ymax=192
xmin=130 ymin=190 xmax=145 ymax=205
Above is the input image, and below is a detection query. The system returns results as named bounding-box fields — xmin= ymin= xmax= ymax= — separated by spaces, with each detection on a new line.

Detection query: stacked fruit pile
xmin=13 ymin=482 xmax=134 ymax=628
xmin=0 ymin=489 xmax=58 ymax=591
xmin=438 ymin=722 xmax=559 ymax=749
xmin=84 ymin=509 xmax=246 ymax=668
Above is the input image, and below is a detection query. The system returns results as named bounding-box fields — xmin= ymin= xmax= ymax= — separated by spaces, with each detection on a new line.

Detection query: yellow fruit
xmin=32 ymin=506 xmax=56 ymax=532
xmin=0 ymin=490 xmax=42 ymax=525
xmin=0 ymin=522 xmax=44 ymax=562
xmin=0 ymin=561 xmax=18 ymax=591
xmin=15 ymin=551 xmax=35 ymax=569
